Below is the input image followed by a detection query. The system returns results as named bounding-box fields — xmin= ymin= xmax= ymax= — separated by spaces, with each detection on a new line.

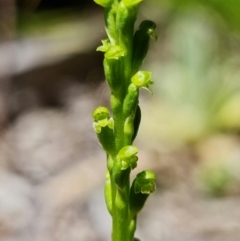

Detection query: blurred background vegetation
xmin=140 ymin=0 xmax=240 ymax=196
xmin=10 ymin=0 xmax=240 ymax=197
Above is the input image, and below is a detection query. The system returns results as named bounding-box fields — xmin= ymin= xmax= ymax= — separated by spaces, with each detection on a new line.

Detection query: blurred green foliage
xmin=198 ymin=159 xmax=234 ymax=197
xmin=17 ymin=9 xmax=82 ymax=36
xmin=138 ymin=0 xmax=240 ymax=196
xmin=153 ymin=0 xmax=240 ymax=33
xmin=140 ymin=0 xmax=240 ymax=144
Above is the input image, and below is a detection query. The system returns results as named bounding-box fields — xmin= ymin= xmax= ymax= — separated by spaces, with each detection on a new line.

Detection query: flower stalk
xmin=92 ymin=0 xmax=157 ymax=240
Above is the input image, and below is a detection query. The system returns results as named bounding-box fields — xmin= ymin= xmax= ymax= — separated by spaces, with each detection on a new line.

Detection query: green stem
xmin=128 ymin=216 xmax=137 ymax=241
xmin=112 ymin=184 xmax=130 ymax=241
xmin=111 ymin=102 xmax=130 ymax=241
xmin=110 ymin=3 xmax=137 ymax=241
xmin=93 ymin=1 xmax=157 ymax=241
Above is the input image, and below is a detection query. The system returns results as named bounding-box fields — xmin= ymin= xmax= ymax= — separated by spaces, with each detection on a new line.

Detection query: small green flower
xmin=134 ymin=170 xmax=156 ymax=194
xmin=118 ymin=145 xmax=138 ymax=170
xmin=131 ymin=71 xmax=153 ymax=93
xmin=97 ymin=39 xmax=111 ymax=52
xmin=105 ymin=45 xmax=126 ymax=60
xmin=129 ymin=170 xmax=156 ymax=217
xmin=92 ymin=106 xmax=110 ymax=127
xmin=92 ymin=107 xmax=115 ymax=154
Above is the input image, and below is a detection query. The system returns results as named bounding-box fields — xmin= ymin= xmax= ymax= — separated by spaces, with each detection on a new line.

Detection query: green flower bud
xmin=122 ymin=0 xmax=142 ymax=7
xmin=104 ymin=171 xmax=113 ymax=215
xmin=134 ymin=170 xmax=156 ymax=194
xmin=94 ymin=0 xmax=112 ymax=8
xmin=139 ymin=20 xmax=158 ymax=40
xmin=105 ymin=45 xmax=126 ymax=60
xmin=124 ymin=112 xmax=135 ymax=145
xmin=118 ymin=145 xmax=138 ymax=170
xmin=132 ymin=105 xmax=141 ymax=142
xmin=122 ymin=83 xmax=139 ymax=143
xmin=132 ymin=20 xmax=157 ymax=74
xmin=131 ymin=71 xmax=153 ymax=93
xmin=92 ymin=106 xmax=110 ymax=127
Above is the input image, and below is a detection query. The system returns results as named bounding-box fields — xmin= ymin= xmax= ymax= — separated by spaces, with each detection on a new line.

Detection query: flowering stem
xmin=92 ymin=0 xmax=157 ymax=240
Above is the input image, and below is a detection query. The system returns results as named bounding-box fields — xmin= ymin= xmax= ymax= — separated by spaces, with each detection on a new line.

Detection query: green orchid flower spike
xmin=92 ymin=0 xmax=157 ymax=241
